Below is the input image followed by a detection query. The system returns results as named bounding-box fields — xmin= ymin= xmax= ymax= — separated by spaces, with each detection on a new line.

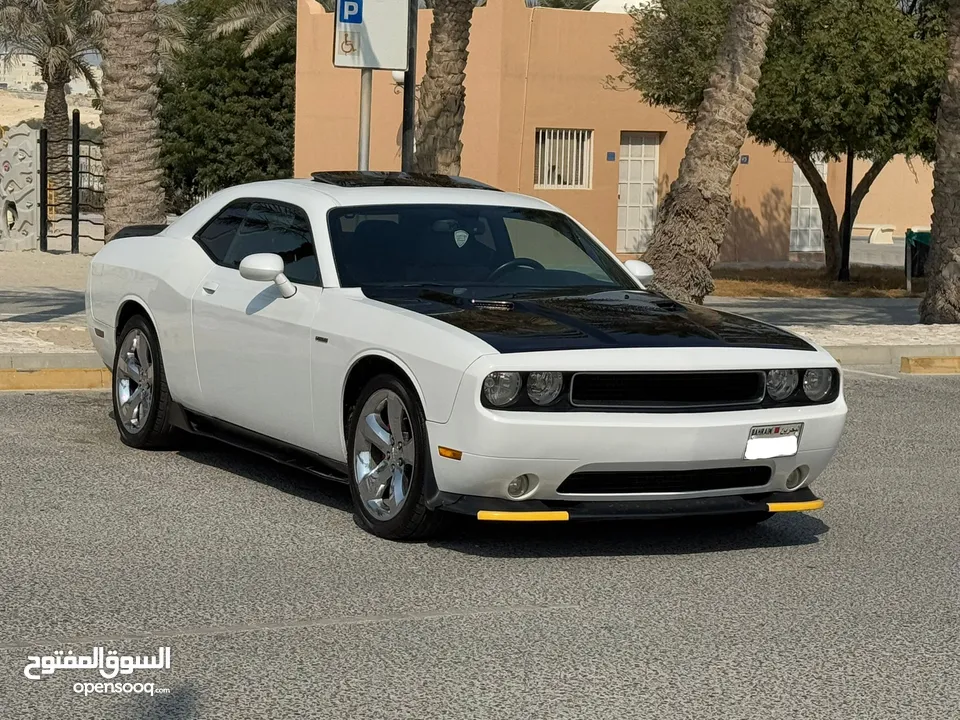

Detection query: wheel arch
xmin=115 ymin=296 xmax=159 ymax=342
xmin=340 ymin=351 xmax=428 ymax=455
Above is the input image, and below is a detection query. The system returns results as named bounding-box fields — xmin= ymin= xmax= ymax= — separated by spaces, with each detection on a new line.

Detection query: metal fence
xmin=39 ymin=109 xmax=104 ymax=253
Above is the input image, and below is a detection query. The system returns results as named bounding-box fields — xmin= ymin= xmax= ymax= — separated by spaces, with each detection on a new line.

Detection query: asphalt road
xmin=1 ymin=367 xmax=959 ymax=719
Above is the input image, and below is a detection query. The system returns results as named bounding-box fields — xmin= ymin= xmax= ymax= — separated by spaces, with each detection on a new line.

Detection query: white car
xmin=85 ymin=172 xmax=847 ymax=540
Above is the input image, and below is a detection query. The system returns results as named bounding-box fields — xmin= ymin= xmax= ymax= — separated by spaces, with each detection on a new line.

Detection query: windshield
xmin=328 ymin=204 xmax=636 ymax=297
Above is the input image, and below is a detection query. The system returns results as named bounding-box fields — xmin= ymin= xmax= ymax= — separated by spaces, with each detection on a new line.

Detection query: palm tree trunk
xmin=413 ymin=0 xmax=474 ymax=175
xmin=42 ymin=72 xmax=71 ymax=215
xmin=921 ymin=0 xmax=960 ymax=323
xmin=100 ymin=0 xmax=167 ymax=241
xmin=642 ymin=0 xmax=777 ymax=304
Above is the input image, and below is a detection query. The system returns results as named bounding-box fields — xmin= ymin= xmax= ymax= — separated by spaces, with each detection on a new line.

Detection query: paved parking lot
xmin=1 ymin=367 xmax=959 ymax=719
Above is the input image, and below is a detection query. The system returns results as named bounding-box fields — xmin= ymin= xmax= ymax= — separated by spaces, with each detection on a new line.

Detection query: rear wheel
xmin=112 ymin=315 xmax=175 ymax=449
xmin=348 ymin=374 xmax=445 ymax=540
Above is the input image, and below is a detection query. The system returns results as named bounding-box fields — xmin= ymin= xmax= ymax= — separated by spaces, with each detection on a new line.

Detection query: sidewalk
xmin=2 ymin=252 xmax=959 ymax=380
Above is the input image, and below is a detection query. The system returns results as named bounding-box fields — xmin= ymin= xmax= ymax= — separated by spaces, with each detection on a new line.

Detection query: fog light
xmin=507 ymin=475 xmax=530 ymax=498
xmin=785 ymin=467 xmax=806 ymax=489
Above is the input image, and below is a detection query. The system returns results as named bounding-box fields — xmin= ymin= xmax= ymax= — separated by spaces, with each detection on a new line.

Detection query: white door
xmin=790 ymin=158 xmax=827 ymax=252
xmin=192 ymin=267 xmax=321 ymax=450
xmin=617 ymin=132 xmax=660 ymax=254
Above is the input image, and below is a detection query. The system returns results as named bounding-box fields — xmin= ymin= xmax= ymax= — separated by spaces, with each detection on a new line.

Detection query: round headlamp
xmin=526 ymin=371 xmax=564 ymax=406
xmin=482 ymin=371 xmax=522 ymax=407
xmin=766 ymin=369 xmax=799 ymax=401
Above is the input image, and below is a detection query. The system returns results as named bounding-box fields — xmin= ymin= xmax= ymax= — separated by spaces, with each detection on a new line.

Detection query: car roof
xmin=236 ymin=176 xmax=558 ymax=211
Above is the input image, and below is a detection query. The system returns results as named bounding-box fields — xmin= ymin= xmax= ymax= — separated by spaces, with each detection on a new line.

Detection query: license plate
xmin=744 ymin=423 xmax=803 ymax=460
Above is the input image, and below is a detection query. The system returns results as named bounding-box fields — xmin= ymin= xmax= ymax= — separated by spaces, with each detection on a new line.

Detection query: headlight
xmin=766 ymin=369 xmax=799 ymax=401
xmin=526 ymin=371 xmax=564 ymax=406
xmin=482 ymin=371 xmax=522 ymax=407
xmin=802 ymin=369 xmax=834 ymax=401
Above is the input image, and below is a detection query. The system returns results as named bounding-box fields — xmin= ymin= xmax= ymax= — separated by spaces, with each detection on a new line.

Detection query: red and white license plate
xmin=744 ymin=423 xmax=803 ymax=460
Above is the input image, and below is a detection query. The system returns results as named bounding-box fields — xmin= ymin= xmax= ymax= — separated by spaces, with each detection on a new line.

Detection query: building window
xmin=534 ymin=129 xmax=593 ymax=190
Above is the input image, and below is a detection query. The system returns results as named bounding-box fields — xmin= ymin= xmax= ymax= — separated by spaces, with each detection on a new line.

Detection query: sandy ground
xmin=0 ymin=90 xmax=100 ymax=128
xmin=0 ymin=250 xmax=92 ymax=291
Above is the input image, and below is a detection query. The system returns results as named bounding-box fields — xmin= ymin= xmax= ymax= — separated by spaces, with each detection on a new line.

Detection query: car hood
xmin=362 ymin=288 xmax=815 ymax=353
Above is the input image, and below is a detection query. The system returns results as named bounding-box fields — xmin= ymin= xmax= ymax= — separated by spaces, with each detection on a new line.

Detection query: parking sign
xmin=333 ymin=0 xmax=408 ymax=70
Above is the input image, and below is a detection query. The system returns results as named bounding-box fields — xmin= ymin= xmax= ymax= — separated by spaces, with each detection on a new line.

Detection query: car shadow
xmin=172 ymin=434 xmax=829 ymax=557
xmin=429 ymin=512 xmax=829 ymax=558
xmin=174 ymin=434 xmax=353 ymax=514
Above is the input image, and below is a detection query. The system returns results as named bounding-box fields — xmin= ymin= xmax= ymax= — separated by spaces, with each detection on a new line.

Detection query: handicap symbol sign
xmin=339 ymin=0 xmax=363 ymax=24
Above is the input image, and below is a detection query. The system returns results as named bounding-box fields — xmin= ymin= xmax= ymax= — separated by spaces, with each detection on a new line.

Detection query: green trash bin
xmin=905 ymin=228 xmax=931 ymax=291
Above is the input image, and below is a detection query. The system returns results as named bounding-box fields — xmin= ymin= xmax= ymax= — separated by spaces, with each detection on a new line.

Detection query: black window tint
xmin=220 ymin=201 xmax=321 ymax=285
xmin=195 ymin=201 xmax=250 ymax=263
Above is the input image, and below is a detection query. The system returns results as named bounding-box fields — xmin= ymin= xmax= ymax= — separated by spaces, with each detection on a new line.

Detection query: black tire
xmin=112 ymin=314 xmax=175 ymax=449
xmin=347 ymin=374 xmax=446 ymax=541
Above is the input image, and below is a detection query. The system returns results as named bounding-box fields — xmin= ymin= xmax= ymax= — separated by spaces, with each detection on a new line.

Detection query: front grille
xmin=569 ymin=371 xmax=765 ymax=410
xmin=557 ymin=466 xmax=772 ymax=494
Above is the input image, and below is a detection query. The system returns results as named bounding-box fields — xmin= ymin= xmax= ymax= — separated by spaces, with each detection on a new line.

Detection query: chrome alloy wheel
xmin=115 ymin=328 xmax=155 ymax=434
xmin=353 ymin=389 xmax=416 ymax=521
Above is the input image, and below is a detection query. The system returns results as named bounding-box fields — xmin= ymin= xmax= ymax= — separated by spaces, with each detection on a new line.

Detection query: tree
xmin=211 ymin=0 xmax=332 ymax=57
xmin=614 ymin=0 xmax=944 ymax=284
xmin=161 ymin=0 xmax=296 ymax=213
xmin=413 ymin=0 xmax=477 ymax=174
xmin=921 ymin=0 xmax=960 ymax=323
xmin=627 ymin=0 xmax=777 ymax=303
xmin=0 ymin=0 xmax=104 ymax=200
xmin=100 ymin=0 xmax=166 ymax=239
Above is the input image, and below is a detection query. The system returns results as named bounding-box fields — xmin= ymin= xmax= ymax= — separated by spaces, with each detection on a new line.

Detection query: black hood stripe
xmin=364 ymin=288 xmax=815 ymax=353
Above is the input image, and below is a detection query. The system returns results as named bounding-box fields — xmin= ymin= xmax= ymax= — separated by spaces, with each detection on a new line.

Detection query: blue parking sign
xmin=339 ymin=0 xmax=363 ymax=23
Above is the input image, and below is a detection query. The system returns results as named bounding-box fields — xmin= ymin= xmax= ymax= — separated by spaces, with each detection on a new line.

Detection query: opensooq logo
xmin=23 ymin=646 xmax=171 ymax=680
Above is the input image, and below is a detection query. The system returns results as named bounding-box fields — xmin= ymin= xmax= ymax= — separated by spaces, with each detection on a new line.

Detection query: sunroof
xmin=310 ymin=171 xmax=501 ymax=191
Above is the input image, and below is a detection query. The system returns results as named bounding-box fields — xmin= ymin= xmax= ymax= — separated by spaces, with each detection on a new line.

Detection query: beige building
xmin=294 ymin=0 xmax=934 ymax=263
xmin=0 ymin=55 xmax=43 ymax=91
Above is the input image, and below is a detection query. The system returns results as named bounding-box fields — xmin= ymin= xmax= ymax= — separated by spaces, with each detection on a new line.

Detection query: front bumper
xmin=430 ymin=487 xmax=824 ymax=520
xmin=425 ymin=353 xmax=847 ymax=505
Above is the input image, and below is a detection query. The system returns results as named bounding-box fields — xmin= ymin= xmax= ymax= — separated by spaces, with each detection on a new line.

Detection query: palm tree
xmin=920 ymin=0 xmax=960 ymax=324
xmin=0 ymin=0 xmax=105 ymax=202
xmin=413 ymin=0 xmax=477 ymax=175
xmin=641 ymin=0 xmax=778 ymax=304
xmin=211 ymin=0 xmax=333 ymax=57
xmin=100 ymin=0 xmax=166 ymax=239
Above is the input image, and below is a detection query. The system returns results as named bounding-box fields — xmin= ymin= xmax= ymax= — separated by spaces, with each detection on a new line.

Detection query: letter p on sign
xmin=339 ymin=0 xmax=362 ymax=23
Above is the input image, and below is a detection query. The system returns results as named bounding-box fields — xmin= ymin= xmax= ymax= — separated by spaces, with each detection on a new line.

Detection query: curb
xmin=900 ymin=356 xmax=960 ymax=374
xmin=0 ymin=367 xmax=111 ymax=391
xmin=826 ymin=344 xmax=960 ymax=366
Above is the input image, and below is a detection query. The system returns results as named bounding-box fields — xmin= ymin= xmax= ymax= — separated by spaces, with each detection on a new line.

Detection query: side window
xmin=503 ymin=216 xmax=608 ymax=281
xmin=220 ymin=201 xmax=321 ymax=285
xmin=195 ymin=201 xmax=251 ymax=263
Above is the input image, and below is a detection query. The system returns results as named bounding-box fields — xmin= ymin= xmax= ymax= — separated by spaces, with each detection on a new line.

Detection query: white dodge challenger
xmin=85 ymin=172 xmax=847 ymax=540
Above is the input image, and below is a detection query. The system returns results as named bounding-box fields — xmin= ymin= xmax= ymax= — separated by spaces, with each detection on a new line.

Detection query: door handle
xmin=202 ymin=282 xmax=219 ymax=295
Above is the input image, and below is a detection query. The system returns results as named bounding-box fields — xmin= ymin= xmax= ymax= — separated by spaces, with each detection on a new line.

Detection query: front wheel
xmin=347 ymin=374 xmax=446 ymax=540
xmin=112 ymin=315 xmax=175 ymax=449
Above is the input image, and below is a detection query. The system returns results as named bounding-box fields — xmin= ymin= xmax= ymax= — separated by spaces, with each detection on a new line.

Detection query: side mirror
xmin=624 ymin=259 xmax=655 ymax=287
xmin=239 ymin=253 xmax=297 ymax=298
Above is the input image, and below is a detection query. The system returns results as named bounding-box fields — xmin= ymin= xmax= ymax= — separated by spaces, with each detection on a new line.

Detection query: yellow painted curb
xmin=900 ymin=356 xmax=960 ymax=375
xmin=0 ymin=368 xmax=111 ymax=391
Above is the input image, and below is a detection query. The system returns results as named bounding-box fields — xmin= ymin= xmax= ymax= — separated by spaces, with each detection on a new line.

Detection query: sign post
xmin=334 ymin=0 xmax=410 ymax=171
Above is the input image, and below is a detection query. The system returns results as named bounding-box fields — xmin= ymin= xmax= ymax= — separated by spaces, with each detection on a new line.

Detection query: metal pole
xmin=39 ymin=128 xmax=48 ymax=252
xmin=71 ymin=109 xmax=80 ymax=254
xmin=358 ymin=68 xmax=373 ymax=171
xmin=401 ymin=0 xmax=418 ymax=172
